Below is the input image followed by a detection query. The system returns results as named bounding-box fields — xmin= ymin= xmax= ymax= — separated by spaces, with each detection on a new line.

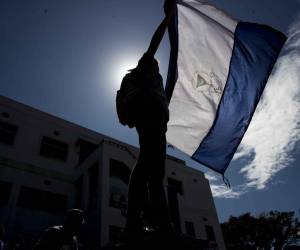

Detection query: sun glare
xmin=112 ymin=55 xmax=139 ymax=90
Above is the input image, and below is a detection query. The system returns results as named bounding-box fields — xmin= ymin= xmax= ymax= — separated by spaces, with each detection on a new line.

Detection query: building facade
xmin=0 ymin=95 xmax=225 ymax=249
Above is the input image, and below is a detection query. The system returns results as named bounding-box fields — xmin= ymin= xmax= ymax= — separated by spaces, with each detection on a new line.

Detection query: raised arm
xmin=146 ymin=0 xmax=175 ymax=57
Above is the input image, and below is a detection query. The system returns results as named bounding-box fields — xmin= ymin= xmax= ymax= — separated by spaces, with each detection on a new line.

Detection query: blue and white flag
xmin=166 ymin=0 xmax=286 ymax=174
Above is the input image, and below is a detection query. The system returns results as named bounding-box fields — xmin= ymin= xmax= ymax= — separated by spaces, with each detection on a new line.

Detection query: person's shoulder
xmin=122 ymin=72 xmax=134 ymax=81
xmin=48 ymin=225 xmax=63 ymax=231
xmin=123 ymin=73 xmax=131 ymax=79
xmin=44 ymin=225 xmax=63 ymax=235
xmin=33 ymin=225 xmax=63 ymax=250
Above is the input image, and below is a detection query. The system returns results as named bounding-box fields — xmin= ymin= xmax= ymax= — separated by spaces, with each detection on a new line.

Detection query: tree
xmin=221 ymin=211 xmax=300 ymax=250
xmin=267 ymin=211 xmax=300 ymax=249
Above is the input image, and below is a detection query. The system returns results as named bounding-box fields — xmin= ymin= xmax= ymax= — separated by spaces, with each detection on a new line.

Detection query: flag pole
xmin=146 ymin=0 xmax=175 ymax=57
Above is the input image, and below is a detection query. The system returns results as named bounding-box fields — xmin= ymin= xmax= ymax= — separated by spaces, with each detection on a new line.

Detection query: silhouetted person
xmin=33 ymin=209 xmax=85 ymax=250
xmin=123 ymin=54 xmax=171 ymax=234
xmin=117 ymin=0 xmax=176 ymax=242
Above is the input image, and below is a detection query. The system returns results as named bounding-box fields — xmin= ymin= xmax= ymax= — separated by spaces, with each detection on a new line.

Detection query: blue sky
xmin=1 ymin=0 xmax=300 ymax=222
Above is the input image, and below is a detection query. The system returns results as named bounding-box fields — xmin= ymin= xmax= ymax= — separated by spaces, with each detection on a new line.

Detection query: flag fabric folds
xmin=165 ymin=0 xmax=286 ymax=174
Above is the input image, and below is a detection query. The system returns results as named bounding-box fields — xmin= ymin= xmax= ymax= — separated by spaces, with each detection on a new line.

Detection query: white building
xmin=0 ymin=95 xmax=225 ymax=249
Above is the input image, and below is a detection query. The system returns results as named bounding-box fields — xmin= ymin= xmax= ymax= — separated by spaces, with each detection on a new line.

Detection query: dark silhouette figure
xmin=116 ymin=1 xmax=176 ymax=242
xmin=33 ymin=209 xmax=85 ymax=250
xmin=123 ymin=54 xmax=171 ymax=235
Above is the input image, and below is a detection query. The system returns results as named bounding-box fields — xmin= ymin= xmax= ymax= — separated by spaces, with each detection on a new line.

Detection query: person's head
xmin=63 ymin=209 xmax=85 ymax=236
xmin=134 ymin=53 xmax=159 ymax=75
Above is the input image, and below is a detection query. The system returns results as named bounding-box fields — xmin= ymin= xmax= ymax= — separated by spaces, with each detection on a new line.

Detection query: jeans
xmin=126 ymin=114 xmax=170 ymax=231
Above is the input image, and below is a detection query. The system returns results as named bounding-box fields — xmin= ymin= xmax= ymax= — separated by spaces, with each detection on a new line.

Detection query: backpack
xmin=116 ymin=72 xmax=141 ymax=128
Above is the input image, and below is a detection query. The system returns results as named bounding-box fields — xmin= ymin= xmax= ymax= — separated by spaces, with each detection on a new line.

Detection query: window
xmin=1 ymin=112 xmax=10 ymax=118
xmin=40 ymin=136 xmax=68 ymax=161
xmin=110 ymin=159 xmax=130 ymax=185
xmin=205 ymin=225 xmax=216 ymax=241
xmin=110 ymin=177 xmax=128 ymax=209
xmin=109 ymin=159 xmax=131 ymax=209
xmin=53 ymin=130 xmax=60 ymax=136
xmin=168 ymin=178 xmax=183 ymax=195
xmin=17 ymin=186 xmax=67 ymax=214
xmin=167 ymin=178 xmax=182 ymax=232
xmin=185 ymin=221 xmax=196 ymax=237
xmin=0 ymin=180 xmax=12 ymax=206
xmin=76 ymin=139 xmax=98 ymax=165
xmin=0 ymin=120 xmax=18 ymax=145
xmin=43 ymin=180 xmax=52 ymax=186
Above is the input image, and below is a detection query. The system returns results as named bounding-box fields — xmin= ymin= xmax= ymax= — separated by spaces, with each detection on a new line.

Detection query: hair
xmin=64 ymin=209 xmax=85 ymax=225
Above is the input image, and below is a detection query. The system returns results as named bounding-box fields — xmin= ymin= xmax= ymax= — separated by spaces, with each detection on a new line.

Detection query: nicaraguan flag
xmin=166 ymin=0 xmax=286 ymax=174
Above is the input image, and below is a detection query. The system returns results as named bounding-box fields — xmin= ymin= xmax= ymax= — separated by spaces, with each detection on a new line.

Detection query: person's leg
xmin=139 ymin=127 xmax=172 ymax=230
xmin=125 ymin=97 xmax=171 ymax=234
xmin=125 ymin=128 xmax=149 ymax=232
